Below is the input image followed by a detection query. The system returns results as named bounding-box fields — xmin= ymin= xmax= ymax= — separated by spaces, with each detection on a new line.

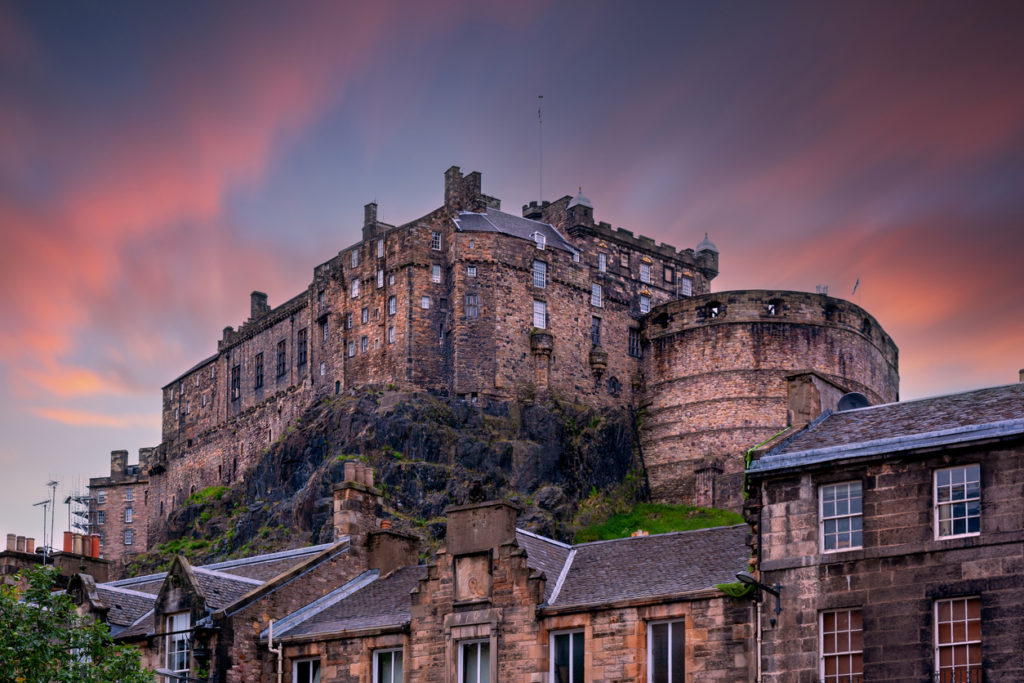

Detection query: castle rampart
xmin=640 ymin=290 xmax=899 ymax=508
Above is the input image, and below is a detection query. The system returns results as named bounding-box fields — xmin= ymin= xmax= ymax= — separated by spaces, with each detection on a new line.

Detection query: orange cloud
xmin=30 ymin=407 xmax=159 ymax=430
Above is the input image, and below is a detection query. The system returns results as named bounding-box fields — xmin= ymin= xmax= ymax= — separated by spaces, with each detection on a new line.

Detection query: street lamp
xmin=736 ymin=572 xmax=783 ymax=623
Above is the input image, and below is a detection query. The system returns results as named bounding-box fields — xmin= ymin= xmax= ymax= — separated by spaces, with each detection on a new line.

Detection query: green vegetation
xmin=715 ymin=581 xmax=756 ymax=599
xmin=186 ymin=485 xmax=229 ymax=505
xmin=0 ymin=566 xmax=153 ymax=682
xmin=573 ymin=502 xmax=743 ymax=543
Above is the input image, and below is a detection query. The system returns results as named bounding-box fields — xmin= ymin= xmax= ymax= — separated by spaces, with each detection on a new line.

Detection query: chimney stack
xmin=333 ymin=464 xmax=382 ymax=567
xmin=25 ymin=537 xmax=34 ymax=554
xmin=110 ymin=450 xmax=128 ymax=477
xmin=6 ymin=533 xmax=15 ymax=551
xmin=444 ymin=500 xmax=520 ymax=556
xmin=250 ymin=291 xmax=270 ymax=320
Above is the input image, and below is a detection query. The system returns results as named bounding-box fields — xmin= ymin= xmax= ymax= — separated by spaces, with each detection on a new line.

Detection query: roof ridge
xmin=260 ymin=570 xmax=379 ymax=640
xmin=833 ymin=381 xmax=1024 ymax=415
xmin=202 ymin=542 xmax=335 ymax=570
xmin=516 ymin=527 xmax=572 ymax=549
xmin=572 ymin=523 xmax=748 ymax=548
xmin=192 ymin=566 xmax=264 ymax=585
xmin=547 ymin=548 xmax=575 ymax=605
xmin=97 ymin=584 xmax=159 ymax=599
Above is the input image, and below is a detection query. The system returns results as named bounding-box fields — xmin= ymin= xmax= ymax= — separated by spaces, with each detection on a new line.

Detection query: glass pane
xmin=554 ymin=634 xmax=570 ymax=683
xmin=380 ymin=652 xmax=392 ymax=683
xmin=478 ymin=642 xmax=490 ymax=683
xmin=465 ymin=644 xmax=478 ymax=683
xmin=394 ymin=653 xmax=403 ymax=683
xmin=572 ymin=633 xmax=584 ymax=683
xmin=651 ymin=624 xmax=668 ymax=683
xmin=670 ymin=622 xmax=685 ymax=681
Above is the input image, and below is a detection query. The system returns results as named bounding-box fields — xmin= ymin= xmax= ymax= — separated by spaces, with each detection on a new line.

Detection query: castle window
xmin=648 ymin=619 xmax=684 ymax=683
xmin=362 ymin=308 xmax=369 ymax=324
xmin=598 ymin=253 xmax=607 ymax=272
xmin=211 ymin=365 xmax=216 ymax=380
xmin=374 ymin=308 xmax=380 ymax=321
xmin=628 ymin=328 xmax=642 ymax=358
xmin=465 ymin=293 xmax=480 ymax=319
xmin=361 ymin=336 xmax=368 ymax=352
xmin=388 ymin=296 xmax=397 ymax=315
xmin=935 ymin=465 xmax=980 ymax=538
xmin=377 ymin=270 xmax=384 ymax=288
xmin=124 ymin=507 xmax=133 ymax=524
xmin=351 ymin=278 xmax=360 ymax=298
xmin=194 ymin=374 xmax=199 ymax=387
xmin=431 ymin=231 xmax=442 ymax=250
xmin=165 ymin=612 xmax=191 ymax=679
xmin=573 ymin=251 xmax=580 ymax=262
xmin=706 ymin=301 xmax=722 ymax=318
xmin=640 ymin=263 xmax=652 ymax=284
xmin=820 ymin=482 xmax=862 ymax=552
xmin=680 ymin=277 xmax=692 ymax=297
xmin=934 ymin=597 xmax=981 ymax=682
xmin=766 ymin=298 xmax=783 ymax=316
xmin=664 ymin=266 xmax=674 ymax=283
xmin=550 ymin=630 xmax=584 ymax=683
xmin=202 ymin=393 xmax=207 ymax=408
xmin=533 ymin=260 xmax=547 ymax=288
xmin=533 ymin=300 xmax=547 ymax=329
xmin=387 ymin=326 xmax=395 ymax=344
xmin=421 ymin=296 xmax=431 ymax=310
xmin=277 ymin=340 xmax=287 ymax=377
xmin=820 ymin=609 xmax=862 ymax=682
xmin=231 ymin=365 xmax=241 ymax=400
xmin=254 ymin=353 xmax=264 ymax=389
xmin=351 ymin=249 xmax=359 ymax=268
xmin=124 ymin=528 xmax=133 ymax=545
xmin=591 ymin=284 xmax=603 ymax=308
xmin=320 ymin=319 xmax=329 ymax=342
xmin=320 ymin=361 xmax=325 ymax=376
xmin=185 ymin=400 xmax=191 ymax=415
xmin=377 ymin=239 xmax=384 ymax=258
xmin=346 ymin=313 xmax=353 ymax=329
xmin=432 ymin=265 xmax=442 ymax=283
xmin=297 ymin=329 xmax=308 ymax=367
xmin=639 ymin=294 xmax=651 ymax=314
xmin=389 ymin=273 xmax=396 ymax=286
xmin=459 ymin=640 xmax=489 ymax=683
xmin=467 ymin=265 xmax=477 ymax=277
xmin=531 ymin=231 xmax=546 ymax=250
xmin=174 ymin=407 xmax=179 ymax=421
xmin=318 ymin=289 xmax=325 ymax=308
xmin=620 ymin=252 xmax=629 ymax=268
xmin=374 ymin=648 xmax=402 ymax=683
xmin=294 ymin=658 xmax=320 ymax=683
xmin=591 ymin=316 xmax=601 ymax=346
xmin=348 ymin=342 xmax=355 ymax=358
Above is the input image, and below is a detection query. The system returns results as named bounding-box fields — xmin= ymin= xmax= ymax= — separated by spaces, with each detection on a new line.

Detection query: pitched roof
xmin=276 ymin=565 xmax=428 ymax=640
xmin=96 ymin=584 xmax=156 ymax=628
xmin=749 ymin=383 xmax=1024 ymax=475
xmin=454 ymin=209 xmax=576 ymax=254
xmin=192 ymin=567 xmax=263 ymax=610
xmin=548 ymin=525 xmax=750 ymax=609
xmin=516 ymin=529 xmax=572 ymax=601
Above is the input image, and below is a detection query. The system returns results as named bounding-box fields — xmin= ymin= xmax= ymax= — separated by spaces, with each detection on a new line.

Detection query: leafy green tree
xmin=0 ymin=565 xmax=153 ymax=683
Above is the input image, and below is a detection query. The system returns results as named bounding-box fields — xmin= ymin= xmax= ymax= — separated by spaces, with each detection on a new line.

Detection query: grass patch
xmin=186 ymin=485 xmax=229 ymax=505
xmin=573 ymin=503 xmax=743 ymax=543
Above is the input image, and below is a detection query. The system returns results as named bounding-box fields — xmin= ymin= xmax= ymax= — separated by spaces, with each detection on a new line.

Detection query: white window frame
xmin=639 ymin=294 xmax=651 ymax=314
xmin=591 ymin=284 xmax=603 ymax=308
xmin=640 ymin=262 xmax=651 ymax=283
xmin=819 ymin=481 xmax=863 ymax=553
xmin=934 ymin=465 xmax=981 ymax=539
xmin=124 ymin=507 xmax=133 ymax=524
xmin=361 ymin=336 xmax=368 ymax=352
xmin=351 ymin=250 xmax=359 ymax=268
xmin=819 ymin=609 xmax=862 ymax=683
xmin=467 ymin=265 xmax=477 ymax=277
xmin=389 ymin=273 xmax=396 ymax=286
xmin=165 ymin=612 xmax=190 ymax=681
xmin=377 ymin=239 xmax=385 ymax=258
xmin=934 ymin=597 xmax=981 ymax=682
xmin=431 ymin=265 xmax=442 ymax=284
xmin=531 ymin=231 xmax=546 ymax=250
xmin=124 ymin=528 xmax=133 ymax=545
xmin=647 ymin=619 xmax=684 ymax=683
xmin=125 ymin=488 xmax=134 ymax=502
xmin=389 ymin=296 xmax=397 ymax=316
xmin=421 ymin=296 xmax=431 ymax=310
xmin=431 ymin=231 xmax=441 ymax=250
xmin=351 ymin=278 xmax=360 ymax=298
xmin=373 ymin=648 xmax=402 ymax=683
xmin=293 ymin=656 xmax=321 ymax=683
xmin=96 ymin=510 xmax=105 ymax=525
xmin=680 ymin=277 xmax=693 ymax=297
xmin=387 ymin=326 xmax=395 ymax=344
xmin=362 ymin=308 xmax=369 ymax=324
xmin=320 ymin=361 xmax=326 ymax=376
xmin=549 ymin=629 xmax=585 ymax=683
xmin=377 ymin=270 xmax=384 ymax=288
xmin=459 ymin=640 xmax=490 ymax=683
xmin=598 ymin=253 xmax=606 ymax=272
xmin=348 ymin=342 xmax=355 ymax=358
xmin=97 ymin=490 xmax=106 ymax=504
xmin=533 ymin=300 xmax=547 ymax=329
xmin=533 ymin=260 xmax=547 ymax=288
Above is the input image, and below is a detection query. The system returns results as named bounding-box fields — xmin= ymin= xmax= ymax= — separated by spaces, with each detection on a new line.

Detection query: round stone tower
xmin=640 ymin=290 xmax=898 ymax=509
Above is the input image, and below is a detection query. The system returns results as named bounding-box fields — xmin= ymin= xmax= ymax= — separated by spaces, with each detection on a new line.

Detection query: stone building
xmin=744 ymin=381 xmax=1024 ymax=682
xmin=90 ymin=166 xmax=899 ymax=565
xmin=88 ymin=448 xmax=151 ymax=566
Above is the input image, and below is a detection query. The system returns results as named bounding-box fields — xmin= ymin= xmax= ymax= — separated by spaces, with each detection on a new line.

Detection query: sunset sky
xmin=1 ymin=1 xmax=1022 ymax=541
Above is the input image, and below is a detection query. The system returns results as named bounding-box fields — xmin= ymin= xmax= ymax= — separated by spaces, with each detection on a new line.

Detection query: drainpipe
xmin=268 ymin=619 xmax=283 ymax=683
xmin=755 ymin=599 xmax=763 ymax=682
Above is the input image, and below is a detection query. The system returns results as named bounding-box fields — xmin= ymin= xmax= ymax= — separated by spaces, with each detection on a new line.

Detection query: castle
xmin=89 ymin=167 xmax=898 ymax=567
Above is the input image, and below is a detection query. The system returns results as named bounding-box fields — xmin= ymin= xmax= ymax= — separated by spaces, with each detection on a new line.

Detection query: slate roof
xmin=749 ymin=383 xmax=1024 ymax=475
xmin=96 ymin=585 xmax=156 ymax=629
xmin=549 ymin=525 xmax=750 ymax=608
xmin=277 ymin=565 xmax=428 ymax=639
xmin=516 ymin=529 xmax=572 ymax=601
xmin=192 ymin=567 xmax=262 ymax=610
xmin=115 ymin=608 xmax=154 ymax=640
xmin=454 ymin=209 xmax=576 ymax=254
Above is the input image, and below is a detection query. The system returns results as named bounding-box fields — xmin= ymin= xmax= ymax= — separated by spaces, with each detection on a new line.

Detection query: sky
xmin=1 ymin=1 xmax=1022 ymax=542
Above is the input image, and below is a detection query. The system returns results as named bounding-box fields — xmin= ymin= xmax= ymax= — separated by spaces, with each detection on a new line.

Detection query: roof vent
xmin=837 ymin=392 xmax=870 ymax=411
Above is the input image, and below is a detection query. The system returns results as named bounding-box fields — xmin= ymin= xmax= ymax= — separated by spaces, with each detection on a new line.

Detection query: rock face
xmin=150 ymin=390 xmax=637 ymax=571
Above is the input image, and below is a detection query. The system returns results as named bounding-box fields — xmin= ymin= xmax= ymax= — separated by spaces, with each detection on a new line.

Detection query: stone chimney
xmin=6 ymin=533 xmax=14 ymax=551
xmin=367 ymin=529 xmax=418 ymax=576
xmin=139 ymin=447 xmax=156 ymax=472
xmin=444 ymin=500 xmax=520 ymax=556
xmin=362 ymin=202 xmax=378 ymax=242
xmin=110 ymin=450 xmax=128 ymax=477
xmin=250 ymin=291 xmax=270 ymax=320
xmin=333 ymin=463 xmax=382 ymax=567
xmin=785 ymin=371 xmax=850 ymax=426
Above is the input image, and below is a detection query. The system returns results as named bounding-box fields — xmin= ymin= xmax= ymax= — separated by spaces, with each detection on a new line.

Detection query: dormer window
xmin=531 ymin=231 xmax=546 ymax=250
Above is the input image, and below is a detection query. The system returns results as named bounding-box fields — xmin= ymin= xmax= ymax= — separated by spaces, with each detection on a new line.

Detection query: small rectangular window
xmin=820 ymin=609 xmax=862 ymax=682
xmin=362 ymin=307 xmax=369 ymax=324
xmin=620 ymin=252 xmax=629 ymax=268
xmin=591 ymin=284 xmax=603 ymax=308
xmin=254 ymin=353 xmax=264 ymax=389
xmin=664 ymin=266 xmax=675 ymax=283
xmin=935 ymin=597 xmax=981 ymax=682
xmin=165 ymin=612 xmax=190 ymax=677
xmin=432 ymin=265 xmax=442 ymax=283
xmin=377 ymin=270 xmax=384 ymax=288
xmin=551 ymin=630 xmax=584 ymax=683
xmin=389 ymin=273 xmax=396 ymax=286
xmin=935 ymin=465 xmax=980 ymax=538
xmin=820 ymin=481 xmax=863 ymax=552
xmin=387 ymin=326 xmax=395 ymax=344
xmin=377 ymin=239 xmax=385 ymax=258
xmin=533 ymin=260 xmax=547 ymax=288
xmin=431 ymin=231 xmax=441 ymax=250
xmin=318 ymin=289 xmax=325 ymax=307
xmin=297 ymin=328 xmax=308 ymax=367
xmin=628 ymin=328 xmax=642 ymax=358
xmin=320 ymin=319 xmax=329 ymax=342
xmin=345 ymin=313 xmax=353 ymax=329
xmin=96 ymin=510 xmax=105 ymax=525
xmin=97 ymin=491 xmax=106 ymax=504
xmin=533 ymin=300 xmax=547 ymax=329
xmin=639 ymin=294 xmax=651 ymax=314
xmin=640 ymin=262 xmax=652 ymax=283
xmin=351 ymin=278 xmax=360 ymax=298
xmin=294 ymin=658 xmax=321 ymax=683
xmin=389 ymin=296 xmax=397 ymax=315
xmin=124 ymin=528 xmax=134 ymax=545
xmin=348 ymin=342 xmax=355 ymax=358
xmin=460 ymin=640 xmax=489 ymax=683
xmin=351 ymin=249 xmax=359 ymax=268
xmin=421 ymin=296 xmax=431 ymax=310
xmin=277 ymin=340 xmax=287 ymax=377
xmin=465 ymin=293 xmax=480 ymax=319
xmin=374 ymin=649 xmax=402 ymax=683
xmin=467 ymin=265 xmax=477 ymax=277
xmin=124 ymin=507 xmax=133 ymax=523
xmin=680 ymin=277 xmax=693 ymax=297
xmin=591 ymin=317 xmax=601 ymax=346
xmin=648 ymin=620 xmax=684 ymax=683
xmin=598 ymin=253 xmax=606 ymax=272
xmin=202 ymin=393 xmax=207 ymax=408
xmin=361 ymin=336 xmax=368 ymax=352
xmin=320 ymin=361 xmax=325 ymax=376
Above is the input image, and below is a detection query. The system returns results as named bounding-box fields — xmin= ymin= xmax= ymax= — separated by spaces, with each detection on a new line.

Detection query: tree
xmin=0 ymin=565 xmax=153 ymax=683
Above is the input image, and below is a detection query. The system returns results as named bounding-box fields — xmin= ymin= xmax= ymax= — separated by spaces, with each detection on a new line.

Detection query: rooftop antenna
xmin=47 ymin=480 xmax=58 ymax=557
xmin=32 ymin=499 xmax=50 ymax=563
xmin=538 ymin=95 xmax=544 ymax=202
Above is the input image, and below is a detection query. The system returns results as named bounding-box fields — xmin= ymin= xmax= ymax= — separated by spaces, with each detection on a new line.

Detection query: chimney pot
xmin=344 ymin=461 xmax=357 ymax=482
xmin=16 ymin=536 xmax=25 ymax=552
xmin=64 ymin=531 xmax=73 ymax=553
xmin=25 ymin=538 xmax=34 ymax=554
xmin=91 ymin=534 xmax=101 ymax=558
xmin=6 ymin=533 xmax=15 ymax=551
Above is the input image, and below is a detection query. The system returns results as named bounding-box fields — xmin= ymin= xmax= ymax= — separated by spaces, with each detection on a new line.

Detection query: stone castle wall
xmin=641 ymin=290 xmax=899 ymax=508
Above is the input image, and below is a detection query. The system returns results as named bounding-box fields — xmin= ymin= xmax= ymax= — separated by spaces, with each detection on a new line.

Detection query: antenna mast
xmin=538 ymin=95 xmax=544 ymax=202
